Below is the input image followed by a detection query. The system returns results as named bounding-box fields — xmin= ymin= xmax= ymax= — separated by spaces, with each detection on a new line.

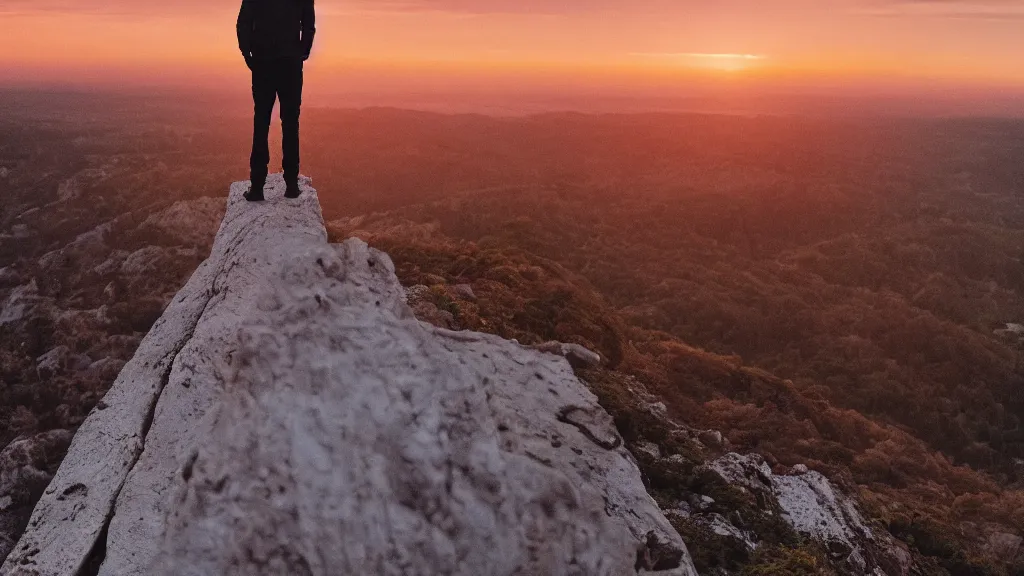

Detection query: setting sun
xmin=634 ymin=52 xmax=768 ymax=73
xmin=0 ymin=0 xmax=1023 ymax=114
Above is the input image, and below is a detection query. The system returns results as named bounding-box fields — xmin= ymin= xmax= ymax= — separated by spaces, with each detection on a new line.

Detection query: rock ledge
xmin=2 ymin=175 xmax=695 ymax=576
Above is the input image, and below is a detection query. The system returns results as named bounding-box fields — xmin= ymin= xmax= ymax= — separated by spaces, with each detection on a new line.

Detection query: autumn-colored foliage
xmin=3 ymin=102 xmax=1023 ymax=571
xmin=328 ymin=206 xmax=1024 ymax=573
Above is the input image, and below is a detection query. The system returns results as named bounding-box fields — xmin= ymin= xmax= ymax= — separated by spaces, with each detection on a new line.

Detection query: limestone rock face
xmin=708 ymin=453 xmax=911 ymax=576
xmin=3 ymin=176 xmax=695 ymax=576
xmin=0 ymin=430 xmax=73 ymax=564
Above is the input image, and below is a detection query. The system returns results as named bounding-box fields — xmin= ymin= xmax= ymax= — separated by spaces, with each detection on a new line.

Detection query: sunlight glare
xmin=634 ymin=52 xmax=767 ymax=72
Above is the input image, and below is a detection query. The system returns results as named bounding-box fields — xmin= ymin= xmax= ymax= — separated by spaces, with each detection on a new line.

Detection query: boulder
xmin=532 ymin=341 xmax=602 ymax=370
xmin=708 ymin=452 xmax=909 ymax=575
xmin=697 ymin=430 xmax=724 ymax=450
xmin=35 ymin=346 xmax=70 ymax=380
xmin=985 ymin=531 xmax=1022 ymax=561
xmin=693 ymin=513 xmax=756 ymax=551
xmin=0 ymin=280 xmax=40 ymax=326
xmin=403 ymin=284 xmax=459 ymax=329
xmin=453 ymin=283 xmax=477 ymax=302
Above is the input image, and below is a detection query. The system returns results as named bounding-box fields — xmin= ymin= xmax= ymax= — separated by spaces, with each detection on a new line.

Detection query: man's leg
xmin=277 ymin=58 xmax=304 ymax=194
xmin=248 ymin=61 xmax=277 ymax=199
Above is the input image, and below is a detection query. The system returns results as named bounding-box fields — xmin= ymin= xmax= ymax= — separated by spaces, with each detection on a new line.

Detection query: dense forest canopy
xmin=1 ymin=93 xmax=1023 ymax=572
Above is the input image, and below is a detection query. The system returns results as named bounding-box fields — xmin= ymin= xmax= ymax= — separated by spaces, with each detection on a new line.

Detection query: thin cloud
xmin=0 ymin=0 xmax=701 ymax=17
xmin=0 ymin=0 xmax=221 ymax=16
xmin=3 ymin=0 xmax=1022 ymax=20
xmin=344 ymin=0 xmax=687 ymax=14
xmin=857 ymin=0 xmax=1024 ymax=19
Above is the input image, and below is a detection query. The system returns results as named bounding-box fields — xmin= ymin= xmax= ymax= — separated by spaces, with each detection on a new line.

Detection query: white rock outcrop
xmin=995 ymin=323 xmax=1024 ymax=341
xmin=140 ymin=198 xmax=226 ymax=248
xmin=2 ymin=175 xmax=695 ymax=576
xmin=0 ymin=281 xmax=39 ymax=326
xmin=0 ymin=430 xmax=73 ymax=565
xmin=708 ymin=453 xmax=911 ymax=575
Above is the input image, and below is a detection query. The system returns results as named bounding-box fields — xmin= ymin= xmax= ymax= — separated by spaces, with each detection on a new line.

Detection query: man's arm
xmin=236 ymin=0 xmax=255 ymax=68
xmin=301 ymin=0 xmax=316 ymax=61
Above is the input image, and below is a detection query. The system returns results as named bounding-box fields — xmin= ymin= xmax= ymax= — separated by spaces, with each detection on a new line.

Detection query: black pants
xmin=250 ymin=58 xmax=303 ymax=185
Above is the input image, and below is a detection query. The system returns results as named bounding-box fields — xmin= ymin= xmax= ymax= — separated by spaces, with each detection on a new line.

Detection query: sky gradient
xmin=1 ymin=0 xmax=1023 ymax=113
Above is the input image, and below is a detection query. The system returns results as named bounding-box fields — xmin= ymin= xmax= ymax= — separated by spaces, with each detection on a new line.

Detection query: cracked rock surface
xmin=3 ymin=176 xmax=695 ymax=576
xmin=708 ymin=452 xmax=912 ymax=575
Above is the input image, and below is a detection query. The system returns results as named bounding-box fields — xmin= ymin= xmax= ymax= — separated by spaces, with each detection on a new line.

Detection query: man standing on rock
xmin=237 ymin=0 xmax=315 ymax=202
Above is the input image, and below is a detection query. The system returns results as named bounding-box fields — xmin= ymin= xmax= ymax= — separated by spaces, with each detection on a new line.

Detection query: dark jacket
xmin=237 ymin=0 xmax=315 ymax=61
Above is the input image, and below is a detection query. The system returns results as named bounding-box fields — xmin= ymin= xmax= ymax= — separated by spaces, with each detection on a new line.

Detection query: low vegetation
xmin=1 ymin=97 xmax=1022 ymax=571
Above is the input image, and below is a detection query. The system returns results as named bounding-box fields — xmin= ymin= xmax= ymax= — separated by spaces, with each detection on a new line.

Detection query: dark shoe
xmin=284 ymin=182 xmax=302 ymax=199
xmin=244 ymin=180 xmax=266 ymax=202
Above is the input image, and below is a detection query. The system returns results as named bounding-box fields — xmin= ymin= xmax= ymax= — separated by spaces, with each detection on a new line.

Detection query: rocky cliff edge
xmin=1 ymin=175 xmax=696 ymax=576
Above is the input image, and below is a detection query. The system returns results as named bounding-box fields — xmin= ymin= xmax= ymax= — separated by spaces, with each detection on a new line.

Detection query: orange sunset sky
xmin=1 ymin=0 xmax=1023 ymax=113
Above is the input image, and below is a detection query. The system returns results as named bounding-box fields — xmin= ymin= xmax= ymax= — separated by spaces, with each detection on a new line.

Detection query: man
xmin=237 ymin=0 xmax=315 ymax=201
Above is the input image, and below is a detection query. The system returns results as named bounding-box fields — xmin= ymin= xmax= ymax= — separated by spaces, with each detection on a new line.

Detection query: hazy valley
xmin=1 ymin=91 xmax=1024 ymax=574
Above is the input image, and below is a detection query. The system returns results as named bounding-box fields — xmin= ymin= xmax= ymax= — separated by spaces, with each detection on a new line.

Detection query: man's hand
xmin=300 ymin=0 xmax=315 ymax=61
xmin=237 ymin=1 xmax=254 ymax=65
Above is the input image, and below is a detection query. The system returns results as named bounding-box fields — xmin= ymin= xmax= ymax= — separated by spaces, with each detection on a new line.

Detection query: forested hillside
xmin=2 ymin=96 xmax=1023 ymax=571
